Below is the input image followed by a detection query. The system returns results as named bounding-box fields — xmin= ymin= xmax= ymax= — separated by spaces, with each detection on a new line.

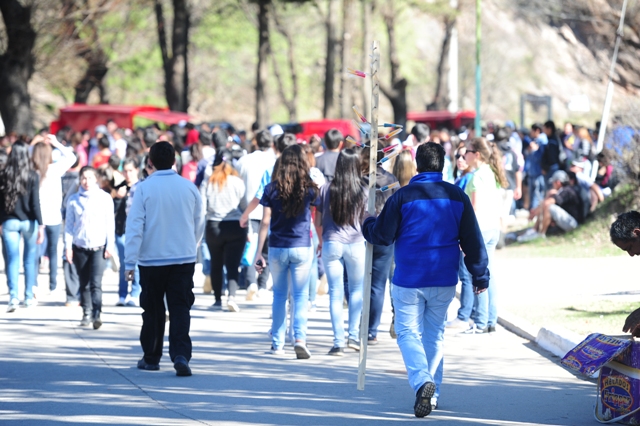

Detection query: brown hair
xmin=209 ymin=161 xmax=238 ymax=190
xmin=392 ymin=149 xmax=416 ymax=187
xmin=31 ymin=142 xmax=52 ymax=184
xmin=468 ymin=137 xmax=508 ymax=188
xmin=300 ymin=143 xmax=316 ymax=168
xmin=273 ymin=144 xmax=317 ymax=218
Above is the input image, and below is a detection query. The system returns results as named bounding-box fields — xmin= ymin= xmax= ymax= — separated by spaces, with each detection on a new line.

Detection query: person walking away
xmin=235 ymin=130 xmax=276 ymax=300
xmin=254 ymin=144 xmax=319 ymax=359
xmin=114 ymin=158 xmax=141 ymax=306
xmin=32 ymin=135 xmax=76 ymax=295
xmin=360 ymin=146 xmax=399 ymax=345
xmin=301 ymin=143 xmax=325 ymax=310
xmin=203 ymin=150 xmax=247 ymax=312
xmin=64 ymin=166 xmax=115 ymax=328
xmin=362 ymin=142 xmax=489 ymax=417
xmin=125 ymin=142 xmax=204 ymax=376
xmin=463 ymin=137 xmax=508 ymax=334
xmin=315 ymin=129 xmax=343 ymax=183
xmin=0 ymin=142 xmax=44 ymax=312
xmin=315 ymin=149 xmax=366 ymax=355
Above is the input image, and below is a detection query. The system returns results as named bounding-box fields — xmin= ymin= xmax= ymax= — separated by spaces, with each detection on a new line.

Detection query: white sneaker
xmin=269 ymin=345 xmax=285 ymax=355
xmin=116 ymin=297 xmax=126 ymax=306
xmin=258 ymin=288 xmax=268 ymax=298
xmin=25 ymin=298 xmax=37 ymax=308
xmin=246 ymin=283 xmax=258 ymax=301
xmin=6 ymin=298 xmax=19 ymax=313
xmin=227 ymin=298 xmax=240 ymax=312
xmin=446 ymin=318 xmax=469 ymax=329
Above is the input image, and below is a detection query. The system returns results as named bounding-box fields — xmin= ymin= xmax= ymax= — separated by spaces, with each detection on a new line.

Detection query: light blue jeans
xmin=456 ymin=250 xmax=474 ymax=321
xmin=392 ymin=285 xmax=456 ymax=399
xmin=115 ymin=234 xmax=140 ymax=299
xmin=2 ymin=219 xmax=39 ymax=302
xmin=322 ymin=240 xmax=365 ymax=347
xmin=269 ymin=246 xmax=313 ymax=349
xmin=308 ymin=226 xmax=319 ymax=303
xmin=472 ymin=228 xmax=500 ymax=329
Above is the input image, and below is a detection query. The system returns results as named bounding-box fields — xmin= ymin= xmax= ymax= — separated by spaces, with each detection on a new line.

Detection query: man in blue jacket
xmin=125 ymin=142 xmax=205 ymax=377
xmin=362 ymin=142 xmax=489 ymax=418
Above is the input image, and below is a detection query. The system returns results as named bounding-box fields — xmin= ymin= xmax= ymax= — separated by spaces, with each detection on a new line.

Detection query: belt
xmin=72 ymin=245 xmax=105 ymax=252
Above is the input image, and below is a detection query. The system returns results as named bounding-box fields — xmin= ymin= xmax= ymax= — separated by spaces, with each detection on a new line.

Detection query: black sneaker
xmin=294 ymin=342 xmax=311 ymax=359
xmin=137 ymin=358 xmax=160 ymax=371
xmin=328 ymin=346 xmax=344 ymax=356
xmin=488 ymin=325 xmax=496 ymax=333
xmin=414 ymin=381 xmax=436 ymax=418
xmin=80 ymin=315 xmax=91 ymax=327
xmin=347 ymin=338 xmax=360 ymax=351
xmin=173 ymin=355 xmax=192 ymax=376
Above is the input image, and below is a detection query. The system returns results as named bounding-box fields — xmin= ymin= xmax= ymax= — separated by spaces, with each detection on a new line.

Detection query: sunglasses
xmin=466 ymin=149 xmax=477 ymax=154
xmin=455 ymin=154 xmax=464 ymax=159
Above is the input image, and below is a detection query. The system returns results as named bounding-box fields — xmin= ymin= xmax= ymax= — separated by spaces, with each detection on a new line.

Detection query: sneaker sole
xmin=347 ymin=342 xmax=360 ymax=352
xmin=294 ymin=345 xmax=311 ymax=359
xmin=415 ymin=382 xmax=436 ymax=418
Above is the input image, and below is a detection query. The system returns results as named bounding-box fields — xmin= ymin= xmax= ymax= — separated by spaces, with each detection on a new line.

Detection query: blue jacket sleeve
xmin=458 ymin=194 xmax=490 ymax=289
xmin=361 ymin=192 xmax=402 ymax=246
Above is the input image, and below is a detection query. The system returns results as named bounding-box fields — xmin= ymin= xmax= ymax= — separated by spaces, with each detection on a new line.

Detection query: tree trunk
xmin=0 ymin=0 xmax=36 ymax=136
xmin=339 ymin=0 xmax=354 ymax=118
xmin=380 ymin=1 xmax=407 ymax=130
xmin=427 ymin=17 xmax=454 ymax=111
xmin=272 ymin=6 xmax=297 ymax=122
xmin=62 ymin=0 xmax=110 ymax=104
xmin=256 ymin=0 xmax=270 ymax=128
xmin=155 ymin=0 xmax=190 ymax=112
xmin=323 ymin=0 xmax=339 ymax=118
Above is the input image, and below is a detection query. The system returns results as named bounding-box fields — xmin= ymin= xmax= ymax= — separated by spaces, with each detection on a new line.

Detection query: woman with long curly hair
xmin=255 ymin=144 xmax=319 ymax=359
xmin=31 ymin=135 xmax=77 ymax=294
xmin=315 ymin=148 xmax=366 ymax=355
xmin=462 ymin=137 xmax=507 ymax=334
xmin=0 ymin=141 xmax=44 ymax=312
xmin=203 ymin=149 xmax=247 ymax=312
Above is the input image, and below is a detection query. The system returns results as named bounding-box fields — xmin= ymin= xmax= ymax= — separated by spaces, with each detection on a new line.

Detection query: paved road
xmin=0 ymin=266 xmax=600 ymax=425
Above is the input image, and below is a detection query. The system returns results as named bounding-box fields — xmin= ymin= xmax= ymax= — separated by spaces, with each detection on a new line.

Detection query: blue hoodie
xmin=362 ymin=172 xmax=489 ymax=289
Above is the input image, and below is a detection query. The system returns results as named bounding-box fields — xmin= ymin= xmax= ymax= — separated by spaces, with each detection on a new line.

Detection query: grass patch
xmin=515 ymin=299 xmax=640 ymax=336
xmin=499 ymin=184 xmax=640 ymax=258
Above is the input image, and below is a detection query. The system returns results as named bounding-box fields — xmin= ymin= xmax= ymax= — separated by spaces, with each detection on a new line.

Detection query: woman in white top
xmin=31 ymin=135 xmax=77 ymax=292
xmin=463 ymin=137 xmax=507 ymax=334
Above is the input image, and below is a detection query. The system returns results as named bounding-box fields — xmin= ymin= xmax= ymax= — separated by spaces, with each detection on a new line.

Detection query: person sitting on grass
xmin=610 ymin=211 xmax=640 ymax=336
xmin=518 ymin=170 xmax=583 ymax=241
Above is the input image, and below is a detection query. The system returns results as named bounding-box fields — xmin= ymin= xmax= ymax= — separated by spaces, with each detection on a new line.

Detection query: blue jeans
xmin=200 ymin=242 xmax=211 ymax=276
xmin=308 ymin=226 xmax=319 ymax=303
xmin=2 ymin=219 xmax=39 ymax=302
xmin=323 ymin=241 xmax=365 ymax=347
xmin=392 ymin=285 xmax=456 ymax=399
xmin=115 ymin=234 xmax=140 ymax=299
xmin=456 ymin=251 xmax=474 ymax=321
xmin=269 ymin=246 xmax=312 ymax=349
xmin=529 ymin=174 xmax=546 ymax=210
xmin=42 ymin=224 xmax=61 ymax=291
xmin=369 ymin=243 xmax=394 ymax=337
xmin=472 ymin=228 xmax=500 ymax=329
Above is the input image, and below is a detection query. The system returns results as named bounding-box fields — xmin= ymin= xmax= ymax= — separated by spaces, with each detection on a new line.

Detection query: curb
xmin=497 ymin=310 xmax=584 ymax=359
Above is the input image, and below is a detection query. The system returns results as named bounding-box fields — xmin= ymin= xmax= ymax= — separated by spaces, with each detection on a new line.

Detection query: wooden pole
xmin=596 ymin=0 xmax=629 ymax=155
xmin=358 ymin=40 xmax=379 ymax=391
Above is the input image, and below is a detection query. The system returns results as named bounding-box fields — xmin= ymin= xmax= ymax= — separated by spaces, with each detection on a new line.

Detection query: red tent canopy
xmin=407 ymin=110 xmax=475 ymax=130
xmin=50 ymin=104 xmax=192 ymax=135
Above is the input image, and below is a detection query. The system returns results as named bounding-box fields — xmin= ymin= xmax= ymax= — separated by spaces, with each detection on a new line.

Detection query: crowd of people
xmin=0 ymin=115 xmax=621 ymax=417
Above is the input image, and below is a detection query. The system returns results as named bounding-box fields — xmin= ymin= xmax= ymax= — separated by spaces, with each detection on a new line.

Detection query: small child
xmin=64 ymin=166 xmax=115 ymax=329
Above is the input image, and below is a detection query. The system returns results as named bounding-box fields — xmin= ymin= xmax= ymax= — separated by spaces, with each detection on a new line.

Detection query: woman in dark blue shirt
xmin=255 ymin=144 xmax=319 ymax=359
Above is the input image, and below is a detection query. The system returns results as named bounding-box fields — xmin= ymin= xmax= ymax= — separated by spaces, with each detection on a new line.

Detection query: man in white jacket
xmin=125 ymin=142 xmax=204 ymax=377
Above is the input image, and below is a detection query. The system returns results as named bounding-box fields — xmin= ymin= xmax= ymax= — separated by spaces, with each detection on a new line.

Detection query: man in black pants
xmin=125 ymin=142 xmax=205 ymax=377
